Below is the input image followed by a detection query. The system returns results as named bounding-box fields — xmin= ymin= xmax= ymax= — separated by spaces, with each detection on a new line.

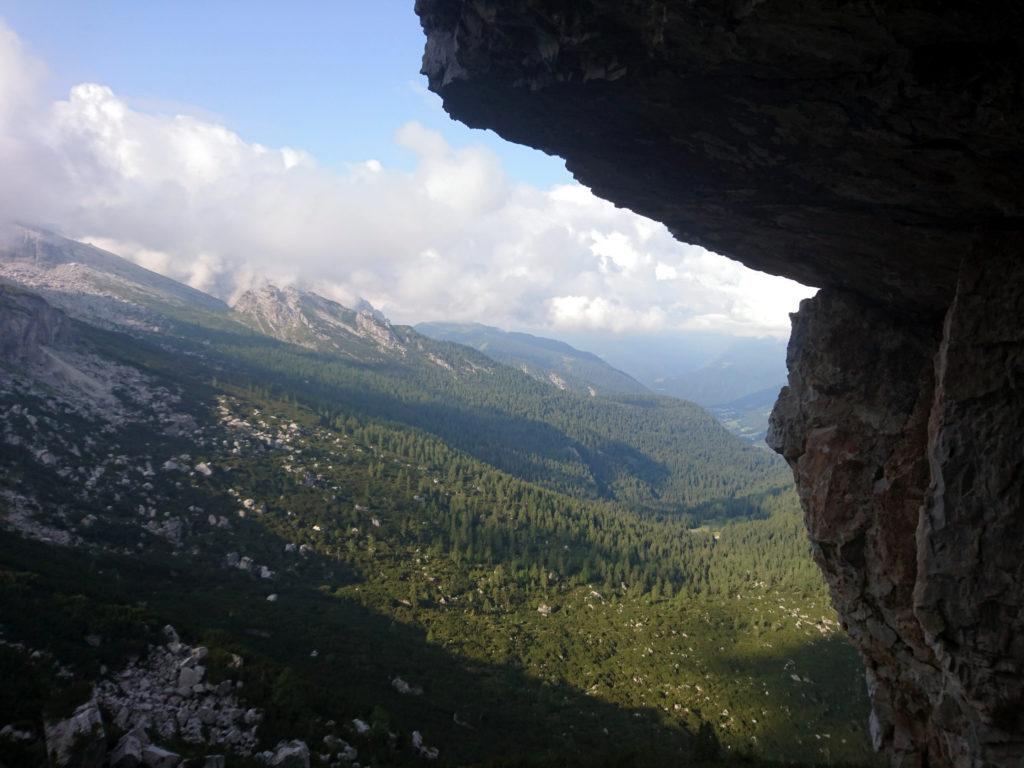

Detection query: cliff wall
xmin=415 ymin=3 xmax=1024 ymax=765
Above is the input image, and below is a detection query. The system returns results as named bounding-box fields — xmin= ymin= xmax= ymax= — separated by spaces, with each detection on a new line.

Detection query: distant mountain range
xmin=415 ymin=322 xmax=648 ymax=397
xmin=0 ymin=225 xmax=789 ymax=448
xmin=415 ymin=323 xmax=789 ymax=445
xmin=0 ymin=222 xmax=787 ymax=513
xmin=648 ymin=337 xmax=788 ymax=408
xmin=553 ymin=330 xmax=788 ymax=444
xmin=642 ymin=338 xmax=787 ymax=444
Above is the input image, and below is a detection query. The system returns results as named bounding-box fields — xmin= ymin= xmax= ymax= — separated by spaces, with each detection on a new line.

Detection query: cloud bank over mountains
xmin=0 ymin=20 xmax=814 ymax=337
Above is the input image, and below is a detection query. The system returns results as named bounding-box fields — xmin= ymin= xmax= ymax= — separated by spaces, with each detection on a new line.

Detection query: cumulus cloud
xmin=0 ymin=21 xmax=815 ymax=337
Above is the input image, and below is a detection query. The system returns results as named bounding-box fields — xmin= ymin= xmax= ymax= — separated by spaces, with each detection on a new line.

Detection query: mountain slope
xmin=229 ymin=284 xmax=789 ymax=515
xmin=233 ymin=285 xmax=410 ymax=362
xmin=0 ymin=284 xmax=874 ymax=767
xmin=0 ymin=223 xmax=231 ymax=331
xmin=416 ymin=321 xmax=648 ymax=397
xmin=1 ymin=230 xmax=790 ymax=519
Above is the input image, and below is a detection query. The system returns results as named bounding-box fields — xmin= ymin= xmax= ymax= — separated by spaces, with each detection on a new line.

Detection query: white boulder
xmin=43 ymin=701 xmax=106 ymax=768
xmin=269 ymin=739 xmax=310 ymax=768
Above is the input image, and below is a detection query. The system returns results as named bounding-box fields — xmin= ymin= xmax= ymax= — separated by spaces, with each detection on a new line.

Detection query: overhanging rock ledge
xmin=416 ymin=3 xmax=1024 ymax=766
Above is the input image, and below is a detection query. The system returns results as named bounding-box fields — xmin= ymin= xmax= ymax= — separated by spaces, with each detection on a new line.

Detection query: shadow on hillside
xmin=5 ymin=291 xmax=866 ymax=768
xmin=698 ymin=609 xmax=883 ymax=767
xmin=0 ymin=532 xmax=728 ymax=768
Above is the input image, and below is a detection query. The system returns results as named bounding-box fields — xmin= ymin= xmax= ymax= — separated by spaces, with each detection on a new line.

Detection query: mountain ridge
xmin=416 ymin=321 xmax=648 ymax=397
xmin=0 ymin=225 xmax=789 ymax=516
xmin=233 ymin=284 xmax=408 ymax=360
xmin=0 ymin=224 xmax=229 ymax=331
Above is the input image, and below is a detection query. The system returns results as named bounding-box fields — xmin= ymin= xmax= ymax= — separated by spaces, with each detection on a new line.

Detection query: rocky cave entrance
xmin=415 ymin=3 xmax=1024 ymax=766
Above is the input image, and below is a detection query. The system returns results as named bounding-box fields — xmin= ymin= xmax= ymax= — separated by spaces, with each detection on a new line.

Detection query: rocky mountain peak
xmin=232 ymin=283 xmax=403 ymax=355
xmin=232 ymin=284 xmax=306 ymax=332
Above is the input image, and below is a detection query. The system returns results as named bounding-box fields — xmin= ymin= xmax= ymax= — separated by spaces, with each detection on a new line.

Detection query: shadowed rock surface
xmin=417 ymin=0 xmax=1023 ymax=314
xmin=0 ymin=283 xmax=71 ymax=363
xmin=416 ymin=3 xmax=1024 ymax=766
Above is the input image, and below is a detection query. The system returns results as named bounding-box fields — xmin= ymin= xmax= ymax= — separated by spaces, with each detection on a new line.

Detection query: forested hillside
xmin=218 ymin=279 xmax=787 ymax=519
xmin=0 ymin=312 xmax=875 ymax=766
xmin=416 ymin=322 xmax=649 ymax=397
xmin=210 ymin=316 xmax=790 ymax=520
xmin=0 ymin=230 xmax=876 ymax=767
xmin=4 ymin=227 xmax=789 ymax=522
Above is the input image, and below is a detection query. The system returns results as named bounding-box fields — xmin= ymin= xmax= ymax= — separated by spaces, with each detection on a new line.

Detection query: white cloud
xmin=0 ymin=22 xmax=42 ymax=130
xmin=549 ymin=296 xmax=667 ymax=333
xmin=0 ymin=20 xmax=815 ymax=337
xmin=654 ymin=262 xmax=678 ymax=281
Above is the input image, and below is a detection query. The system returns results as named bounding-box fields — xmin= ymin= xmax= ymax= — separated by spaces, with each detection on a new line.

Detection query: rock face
xmin=233 ymin=284 xmax=404 ymax=356
xmin=416 ymin=3 xmax=1024 ymax=766
xmin=267 ymin=740 xmax=310 ymax=768
xmin=769 ymin=251 xmax=1024 ymax=767
xmin=0 ymin=283 xmax=71 ymax=363
xmin=417 ymin=1 xmax=1024 ymax=314
xmin=768 ymin=289 xmax=938 ymax=763
xmin=44 ymin=700 xmax=106 ymax=768
xmin=914 ymin=251 xmax=1024 ymax=766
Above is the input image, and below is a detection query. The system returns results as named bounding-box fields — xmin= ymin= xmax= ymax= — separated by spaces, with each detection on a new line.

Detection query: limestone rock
xmin=391 ymin=676 xmax=423 ymax=696
xmin=768 ymin=248 xmax=1024 ymax=768
xmin=768 ymin=289 xmax=939 ymax=765
xmin=411 ymin=730 xmax=438 ymax=760
xmin=43 ymin=700 xmax=106 ymax=768
xmin=96 ymin=628 xmax=261 ymax=756
xmin=0 ymin=283 xmax=71 ymax=364
xmin=141 ymin=743 xmax=181 ymax=768
xmin=110 ymin=731 xmax=146 ymax=767
xmin=913 ymin=251 xmax=1024 ymax=766
xmin=268 ymin=739 xmax=310 ymax=768
xmin=232 ymin=285 xmax=405 ymax=358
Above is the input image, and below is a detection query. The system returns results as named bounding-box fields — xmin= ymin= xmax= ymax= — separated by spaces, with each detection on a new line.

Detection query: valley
xmin=0 ymin=226 xmax=876 ymax=767
xmin=415 ymin=322 xmax=648 ymax=398
xmin=418 ymin=324 xmax=789 ymax=447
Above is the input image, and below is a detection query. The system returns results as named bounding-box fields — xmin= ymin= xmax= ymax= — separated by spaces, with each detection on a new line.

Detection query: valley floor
xmin=1 ymin=378 xmax=876 ymax=767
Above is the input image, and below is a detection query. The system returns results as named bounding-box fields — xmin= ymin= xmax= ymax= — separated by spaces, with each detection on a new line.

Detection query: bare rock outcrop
xmin=769 ymin=247 xmax=1024 ymax=767
xmin=913 ymin=249 xmax=1024 ymax=765
xmin=0 ymin=282 xmax=71 ymax=363
xmin=96 ymin=625 xmax=261 ymax=756
xmin=44 ymin=700 xmax=106 ymax=768
xmin=416 ymin=3 xmax=1024 ymax=766
xmin=768 ymin=289 xmax=939 ymax=764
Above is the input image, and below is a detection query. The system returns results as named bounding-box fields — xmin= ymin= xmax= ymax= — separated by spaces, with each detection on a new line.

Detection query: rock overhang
xmin=416 ymin=0 xmax=1024 ymax=315
xmin=416 ymin=3 xmax=1024 ymax=766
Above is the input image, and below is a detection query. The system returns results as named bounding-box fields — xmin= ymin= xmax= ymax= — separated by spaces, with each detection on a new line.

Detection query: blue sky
xmin=0 ymin=0 xmax=572 ymax=186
